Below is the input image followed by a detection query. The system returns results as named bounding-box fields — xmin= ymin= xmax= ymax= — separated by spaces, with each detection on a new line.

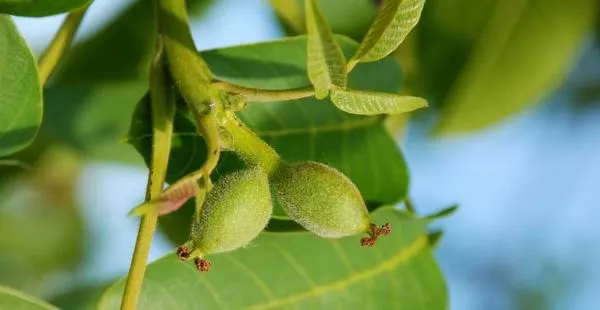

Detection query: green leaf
xmin=40 ymin=0 xmax=213 ymax=163
xmin=330 ymin=88 xmax=427 ymax=115
xmin=349 ymin=0 xmax=425 ymax=66
xmin=0 ymin=286 xmax=58 ymax=310
xmin=44 ymin=82 xmax=147 ymax=163
xmin=426 ymin=230 xmax=444 ymax=248
xmin=0 ymin=0 xmax=89 ymax=16
xmin=270 ymin=0 xmax=377 ymax=41
xmin=424 ymin=204 xmax=458 ymax=221
xmin=128 ymin=35 xmax=408 ymax=227
xmin=99 ymin=208 xmax=447 ymax=309
xmin=417 ymin=0 xmax=597 ymax=134
xmin=305 ymin=0 xmax=347 ymax=99
xmin=42 ymin=1 xmax=155 ymax=163
xmin=0 ymin=16 xmax=42 ymax=157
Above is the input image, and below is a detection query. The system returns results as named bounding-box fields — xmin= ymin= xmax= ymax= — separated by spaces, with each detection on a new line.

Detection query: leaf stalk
xmin=211 ymin=81 xmax=315 ymax=102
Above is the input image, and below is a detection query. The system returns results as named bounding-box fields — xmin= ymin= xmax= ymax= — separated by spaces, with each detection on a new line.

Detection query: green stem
xmin=37 ymin=4 xmax=89 ymax=85
xmin=346 ymin=59 xmax=358 ymax=73
xmin=195 ymin=109 xmax=221 ymax=175
xmin=158 ymin=107 xmax=221 ymax=199
xmin=221 ymin=112 xmax=281 ymax=175
xmin=158 ymin=0 xmax=213 ymax=113
xmin=136 ymin=0 xmax=224 ymax=219
xmin=120 ymin=37 xmax=174 ymax=310
xmin=211 ymin=81 xmax=315 ymax=102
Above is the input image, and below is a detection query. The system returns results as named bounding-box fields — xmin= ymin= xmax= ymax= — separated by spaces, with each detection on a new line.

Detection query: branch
xmin=158 ymin=0 xmax=213 ymax=113
xmin=119 ymin=36 xmax=174 ymax=310
xmin=37 ymin=4 xmax=89 ymax=85
xmin=220 ymin=112 xmax=281 ymax=175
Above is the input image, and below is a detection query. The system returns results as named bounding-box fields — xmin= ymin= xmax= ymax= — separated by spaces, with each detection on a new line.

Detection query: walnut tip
xmin=194 ymin=258 xmax=211 ymax=272
xmin=176 ymin=245 xmax=190 ymax=261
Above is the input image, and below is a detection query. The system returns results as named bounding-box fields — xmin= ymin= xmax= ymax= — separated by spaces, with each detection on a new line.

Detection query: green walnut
xmin=271 ymin=161 xmax=382 ymax=238
xmin=177 ymin=167 xmax=272 ymax=271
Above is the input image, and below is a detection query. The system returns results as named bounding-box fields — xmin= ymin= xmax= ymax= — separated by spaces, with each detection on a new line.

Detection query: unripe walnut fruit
xmin=271 ymin=161 xmax=371 ymax=238
xmin=178 ymin=167 xmax=272 ymax=270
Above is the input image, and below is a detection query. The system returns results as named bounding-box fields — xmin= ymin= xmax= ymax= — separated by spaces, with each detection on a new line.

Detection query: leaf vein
xmin=245 ymin=235 xmax=428 ymax=310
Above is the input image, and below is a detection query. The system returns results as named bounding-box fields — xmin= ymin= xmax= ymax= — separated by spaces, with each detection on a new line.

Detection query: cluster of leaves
xmin=0 ymin=0 xmax=449 ymax=308
xmin=2 ymin=0 xmax=597 ymax=309
xmin=132 ymin=0 xmax=429 ymax=222
xmin=118 ymin=0 xmax=452 ymax=308
xmin=272 ymin=0 xmax=599 ymax=134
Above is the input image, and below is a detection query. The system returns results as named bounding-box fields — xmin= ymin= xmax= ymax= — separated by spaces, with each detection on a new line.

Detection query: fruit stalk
xmin=221 ymin=112 xmax=281 ymax=175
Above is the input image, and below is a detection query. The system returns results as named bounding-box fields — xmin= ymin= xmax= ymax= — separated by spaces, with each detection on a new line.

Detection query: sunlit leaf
xmin=0 ymin=16 xmax=42 ymax=157
xmin=305 ymin=0 xmax=347 ymax=98
xmin=0 ymin=0 xmax=89 ymax=16
xmin=100 ymin=208 xmax=447 ymax=309
xmin=0 ymin=286 xmax=58 ymax=310
xmin=416 ymin=0 xmax=597 ymax=134
xmin=331 ymin=88 xmax=427 ymax=115
xmin=349 ymin=0 xmax=425 ymax=67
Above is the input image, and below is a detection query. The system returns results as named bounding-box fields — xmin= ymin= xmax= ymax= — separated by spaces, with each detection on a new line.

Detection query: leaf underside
xmin=330 ymin=88 xmax=428 ymax=115
xmin=351 ymin=0 xmax=425 ymax=64
xmin=305 ymin=0 xmax=347 ymax=98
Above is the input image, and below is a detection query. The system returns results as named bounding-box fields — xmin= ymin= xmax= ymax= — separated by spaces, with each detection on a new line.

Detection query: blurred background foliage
xmin=1 ymin=0 xmax=600 ymax=309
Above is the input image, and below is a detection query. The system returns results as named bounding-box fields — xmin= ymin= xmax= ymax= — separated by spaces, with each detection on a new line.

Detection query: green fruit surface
xmin=272 ymin=161 xmax=370 ymax=238
xmin=190 ymin=167 xmax=272 ymax=256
